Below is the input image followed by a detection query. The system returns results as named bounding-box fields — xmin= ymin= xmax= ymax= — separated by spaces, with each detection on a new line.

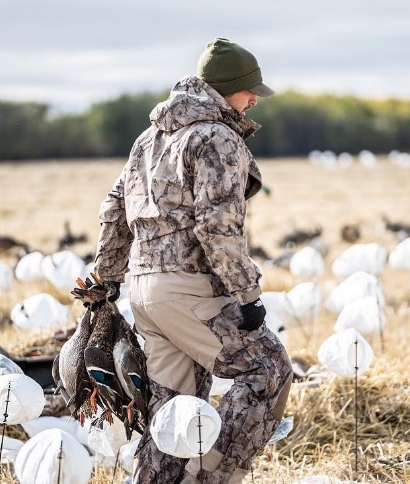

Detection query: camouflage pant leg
xmin=186 ymin=302 xmax=293 ymax=484
xmin=133 ymin=362 xmax=212 ymax=484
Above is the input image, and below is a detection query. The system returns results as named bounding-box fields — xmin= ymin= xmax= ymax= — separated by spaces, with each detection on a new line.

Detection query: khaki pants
xmin=131 ymin=271 xmax=292 ymax=484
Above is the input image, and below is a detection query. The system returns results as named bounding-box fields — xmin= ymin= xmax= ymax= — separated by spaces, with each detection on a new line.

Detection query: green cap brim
xmin=249 ymin=83 xmax=275 ymax=97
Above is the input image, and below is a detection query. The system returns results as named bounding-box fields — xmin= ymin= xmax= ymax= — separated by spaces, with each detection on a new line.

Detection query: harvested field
xmin=1 ymin=157 xmax=410 ymax=483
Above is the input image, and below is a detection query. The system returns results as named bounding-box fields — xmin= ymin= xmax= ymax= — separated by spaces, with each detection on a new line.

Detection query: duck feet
xmin=104 ymin=408 xmax=114 ymax=425
xmin=78 ymin=410 xmax=85 ymax=426
xmin=126 ymin=399 xmax=136 ymax=423
xmin=90 ymin=386 xmax=99 ymax=414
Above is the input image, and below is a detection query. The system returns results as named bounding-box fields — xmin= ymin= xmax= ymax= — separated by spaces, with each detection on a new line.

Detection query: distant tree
xmin=249 ymin=91 xmax=410 ymax=157
xmin=87 ymin=92 xmax=165 ymax=156
xmin=1 ymin=91 xmax=410 ymax=161
xmin=43 ymin=115 xmax=101 ymax=158
xmin=248 ymin=91 xmax=333 ymax=156
xmin=0 ymin=102 xmax=48 ymax=159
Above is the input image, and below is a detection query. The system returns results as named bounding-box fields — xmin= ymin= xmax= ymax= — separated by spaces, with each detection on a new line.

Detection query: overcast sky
xmin=1 ymin=0 xmax=409 ymax=113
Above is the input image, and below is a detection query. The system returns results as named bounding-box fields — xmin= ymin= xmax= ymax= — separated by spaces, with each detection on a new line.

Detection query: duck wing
xmin=52 ymin=354 xmax=75 ymax=412
xmin=55 ymin=306 xmax=94 ymax=418
xmin=84 ymin=345 xmax=126 ymax=418
xmin=52 ymin=353 xmax=61 ymax=390
xmin=113 ymin=338 xmax=150 ymax=428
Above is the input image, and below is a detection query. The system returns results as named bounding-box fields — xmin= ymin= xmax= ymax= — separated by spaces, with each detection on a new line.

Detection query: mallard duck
xmin=83 ymin=333 xmax=126 ymax=424
xmin=72 ymin=272 xmax=149 ymax=439
xmin=113 ymin=328 xmax=150 ymax=434
xmin=52 ymin=281 xmax=95 ymax=423
xmin=51 ymin=353 xmax=75 ymax=415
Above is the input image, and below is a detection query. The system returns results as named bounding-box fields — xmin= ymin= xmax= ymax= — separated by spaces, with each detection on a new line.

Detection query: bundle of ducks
xmin=52 ymin=272 xmax=150 ymax=439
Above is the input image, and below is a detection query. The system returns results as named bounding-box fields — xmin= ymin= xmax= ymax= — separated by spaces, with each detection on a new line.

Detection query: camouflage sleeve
xmin=192 ymin=131 xmax=262 ymax=305
xmin=94 ymin=167 xmax=134 ymax=283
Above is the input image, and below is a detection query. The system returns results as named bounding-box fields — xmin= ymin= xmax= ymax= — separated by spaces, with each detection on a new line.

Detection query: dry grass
xmin=1 ymin=157 xmax=410 ymax=483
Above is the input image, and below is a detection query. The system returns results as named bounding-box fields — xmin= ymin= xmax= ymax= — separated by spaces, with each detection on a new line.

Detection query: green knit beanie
xmin=197 ymin=37 xmax=274 ymax=97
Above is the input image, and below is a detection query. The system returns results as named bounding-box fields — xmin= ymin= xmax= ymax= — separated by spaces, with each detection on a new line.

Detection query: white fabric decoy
xmin=388 ymin=237 xmax=410 ymax=269
xmin=260 ymin=291 xmax=294 ymax=326
xmin=286 ymin=282 xmax=322 ymax=326
xmin=15 ymin=428 xmax=93 ymax=484
xmin=318 ymin=150 xmax=338 ymax=168
xmin=333 ymin=296 xmax=386 ymax=335
xmin=0 ymin=354 xmax=24 ymax=376
xmin=0 ymin=260 xmax=13 ymax=292
xmin=289 ymin=246 xmax=324 ymax=279
xmin=307 ymin=150 xmax=321 ymax=164
xmin=150 ymin=395 xmax=221 ymax=458
xmin=331 ymin=243 xmax=387 ymax=277
xmin=86 ymin=410 xmax=141 ymax=457
xmin=325 ymin=271 xmax=385 ymax=314
xmin=118 ymin=438 xmax=141 ymax=474
xmin=15 ymin=251 xmax=45 ymax=282
xmin=338 ymin=152 xmax=354 ymax=166
xmin=267 ymin=416 xmax=294 ymax=444
xmin=358 ymin=149 xmax=377 ymax=167
xmin=308 ymin=236 xmax=330 ymax=258
xmin=0 ymin=436 xmax=24 ymax=463
xmin=259 ymin=291 xmax=291 ymax=346
xmin=0 ymin=373 xmax=45 ymax=425
xmin=21 ymin=416 xmax=83 ymax=441
xmin=41 ymin=250 xmax=86 ymax=290
xmin=10 ymin=292 xmax=71 ymax=333
xmin=388 ymin=151 xmax=410 ymax=168
xmin=318 ymin=328 xmax=374 ymax=376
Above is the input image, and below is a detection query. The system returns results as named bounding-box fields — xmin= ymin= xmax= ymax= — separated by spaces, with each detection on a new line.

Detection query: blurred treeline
xmin=1 ymin=90 xmax=410 ymax=161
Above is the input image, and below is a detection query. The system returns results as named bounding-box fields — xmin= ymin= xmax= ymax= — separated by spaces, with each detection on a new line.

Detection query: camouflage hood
xmin=150 ymin=76 xmax=261 ymax=141
xmin=150 ymin=76 xmax=262 ymax=199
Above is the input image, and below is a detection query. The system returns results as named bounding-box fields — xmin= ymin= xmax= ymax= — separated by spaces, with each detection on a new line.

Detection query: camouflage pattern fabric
xmin=95 ymin=76 xmax=263 ymax=305
xmin=133 ymin=302 xmax=292 ymax=484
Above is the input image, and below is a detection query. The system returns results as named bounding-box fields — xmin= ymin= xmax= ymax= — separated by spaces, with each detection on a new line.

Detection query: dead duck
xmin=113 ymin=331 xmax=150 ymax=433
xmin=72 ymin=273 xmax=149 ymax=438
xmin=52 ymin=294 xmax=94 ymax=423
xmin=51 ymin=353 xmax=71 ymax=409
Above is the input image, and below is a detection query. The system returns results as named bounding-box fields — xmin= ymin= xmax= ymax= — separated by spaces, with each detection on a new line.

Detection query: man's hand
xmin=238 ymin=298 xmax=266 ymax=331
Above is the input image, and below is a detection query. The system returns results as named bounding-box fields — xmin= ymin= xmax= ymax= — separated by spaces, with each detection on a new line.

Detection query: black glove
xmin=104 ymin=281 xmax=121 ymax=302
xmin=238 ymin=298 xmax=266 ymax=331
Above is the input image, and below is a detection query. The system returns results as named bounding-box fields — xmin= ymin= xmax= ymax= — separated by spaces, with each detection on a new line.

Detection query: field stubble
xmin=1 ymin=157 xmax=410 ymax=483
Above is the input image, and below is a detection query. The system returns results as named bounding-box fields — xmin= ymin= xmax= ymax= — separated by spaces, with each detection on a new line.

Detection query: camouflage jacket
xmin=95 ymin=76 xmax=264 ymax=305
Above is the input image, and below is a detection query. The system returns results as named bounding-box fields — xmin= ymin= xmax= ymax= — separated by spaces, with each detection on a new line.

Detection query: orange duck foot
xmin=90 ymin=387 xmax=99 ymax=414
xmin=127 ymin=399 xmax=135 ymax=423
xmin=104 ymin=408 xmax=114 ymax=424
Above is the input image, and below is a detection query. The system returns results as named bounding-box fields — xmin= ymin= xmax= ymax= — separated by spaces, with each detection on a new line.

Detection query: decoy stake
xmin=354 ymin=338 xmax=359 ymax=480
xmin=57 ymin=439 xmax=63 ymax=484
xmin=197 ymin=409 xmax=204 ymax=484
xmin=0 ymin=382 xmax=11 ymax=463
